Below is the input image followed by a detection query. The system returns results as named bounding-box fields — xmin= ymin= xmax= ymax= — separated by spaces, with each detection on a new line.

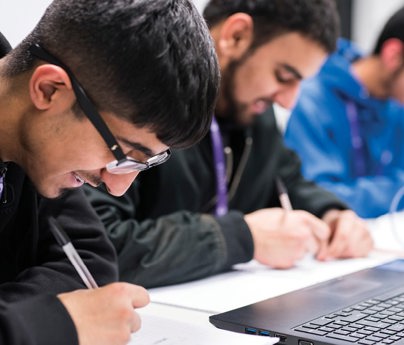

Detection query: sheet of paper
xmin=149 ymin=251 xmax=396 ymax=313
xmin=129 ymin=312 xmax=279 ymax=345
xmin=367 ymin=211 xmax=404 ymax=253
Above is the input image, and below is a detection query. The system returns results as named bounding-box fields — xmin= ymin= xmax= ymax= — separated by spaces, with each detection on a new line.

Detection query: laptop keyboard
xmin=294 ymin=288 xmax=404 ymax=344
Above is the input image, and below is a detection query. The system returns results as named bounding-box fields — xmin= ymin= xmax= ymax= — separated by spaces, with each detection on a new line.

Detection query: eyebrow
xmin=116 ymin=137 xmax=155 ymax=157
xmin=280 ymin=64 xmax=303 ymax=80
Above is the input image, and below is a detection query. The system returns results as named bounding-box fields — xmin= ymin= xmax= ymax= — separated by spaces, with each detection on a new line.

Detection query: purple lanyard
xmin=0 ymin=164 xmax=6 ymax=201
xmin=0 ymin=175 xmax=3 ymax=200
xmin=346 ymin=101 xmax=367 ymax=176
xmin=210 ymin=117 xmax=228 ymax=216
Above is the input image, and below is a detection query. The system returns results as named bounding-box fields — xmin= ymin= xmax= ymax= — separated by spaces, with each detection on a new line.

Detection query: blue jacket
xmin=284 ymin=38 xmax=404 ymax=218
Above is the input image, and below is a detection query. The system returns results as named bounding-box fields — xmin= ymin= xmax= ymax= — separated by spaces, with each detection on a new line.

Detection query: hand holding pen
xmin=244 ymin=177 xmax=330 ymax=268
xmin=275 ymin=176 xmax=330 ymax=253
xmin=49 ymin=217 xmax=150 ymax=345
xmin=275 ymin=176 xmax=293 ymax=211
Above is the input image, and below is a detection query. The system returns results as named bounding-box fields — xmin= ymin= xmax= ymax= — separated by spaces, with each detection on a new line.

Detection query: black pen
xmin=49 ymin=217 xmax=98 ymax=289
xmin=275 ymin=176 xmax=293 ymax=211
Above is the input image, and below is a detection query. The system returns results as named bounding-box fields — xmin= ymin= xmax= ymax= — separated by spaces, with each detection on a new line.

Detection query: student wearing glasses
xmin=85 ymin=0 xmax=373 ymax=289
xmin=285 ymin=6 xmax=404 ymax=219
xmin=0 ymin=0 xmax=219 ymax=344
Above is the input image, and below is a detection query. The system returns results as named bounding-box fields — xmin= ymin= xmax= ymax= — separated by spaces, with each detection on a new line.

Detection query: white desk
xmin=131 ymin=212 xmax=404 ymax=344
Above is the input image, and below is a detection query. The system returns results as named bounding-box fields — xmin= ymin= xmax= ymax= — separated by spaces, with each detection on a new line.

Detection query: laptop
xmin=210 ymin=259 xmax=404 ymax=345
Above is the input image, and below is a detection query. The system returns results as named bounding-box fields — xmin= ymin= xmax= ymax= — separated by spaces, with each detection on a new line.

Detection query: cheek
xmin=50 ymin=140 xmax=110 ymax=173
xmin=233 ymin=66 xmax=275 ymax=102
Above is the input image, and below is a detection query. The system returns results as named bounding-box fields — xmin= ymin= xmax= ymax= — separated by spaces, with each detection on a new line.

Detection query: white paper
xmin=367 ymin=211 xmax=404 ymax=253
xmin=129 ymin=312 xmax=279 ymax=345
xmin=150 ymin=252 xmax=396 ymax=313
xmin=149 ymin=213 xmax=404 ymax=313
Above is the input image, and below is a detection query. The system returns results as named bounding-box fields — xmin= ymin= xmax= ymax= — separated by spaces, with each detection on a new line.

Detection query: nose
xmin=101 ymin=170 xmax=140 ymax=196
xmin=273 ymin=83 xmax=301 ymax=110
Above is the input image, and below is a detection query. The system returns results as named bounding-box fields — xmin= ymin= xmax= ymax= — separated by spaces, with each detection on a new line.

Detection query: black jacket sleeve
xmin=0 ymin=295 xmax=78 ymax=345
xmin=85 ymin=185 xmax=253 ymax=288
xmin=0 ymin=189 xmax=118 ymax=302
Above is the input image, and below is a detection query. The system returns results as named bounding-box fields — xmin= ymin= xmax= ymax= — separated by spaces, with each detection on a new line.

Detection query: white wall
xmin=194 ymin=0 xmax=209 ymax=14
xmin=0 ymin=0 xmax=209 ymax=48
xmin=0 ymin=0 xmax=50 ymax=47
xmin=2 ymin=0 xmax=403 ymax=55
xmin=352 ymin=0 xmax=404 ymax=54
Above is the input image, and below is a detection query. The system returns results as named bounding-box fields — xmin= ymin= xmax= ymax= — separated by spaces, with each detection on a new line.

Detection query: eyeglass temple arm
xmin=72 ymin=83 xmax=126 ymax=161
xmin=29 ymin=44 xmax=126 ymax=162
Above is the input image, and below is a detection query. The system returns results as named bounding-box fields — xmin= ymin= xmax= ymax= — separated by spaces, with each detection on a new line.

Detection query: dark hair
xmin=373 ymin=6 xmax=404 ymax=55
xmin=203 ymin=0 xmax=339 ymax=53
xmin=5 ymin=0 xmax=220 ymax=148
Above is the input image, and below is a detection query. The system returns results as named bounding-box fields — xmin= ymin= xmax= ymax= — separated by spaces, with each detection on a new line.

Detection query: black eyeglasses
xmin=28 ymin=43 xmax=171 ymax=174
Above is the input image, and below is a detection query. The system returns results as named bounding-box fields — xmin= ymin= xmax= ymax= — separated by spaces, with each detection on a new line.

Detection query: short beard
xmin=217 ymin=53 xmax=253 ymax=128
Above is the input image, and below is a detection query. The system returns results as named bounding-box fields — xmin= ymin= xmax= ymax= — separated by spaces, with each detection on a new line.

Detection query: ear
xmin=216 ymin=13 xmax=254 ymax=61
xmin=380 ymin=38 xmax=404 ymax=72
xmin=29 ymin=64 xmax=75 ymax=111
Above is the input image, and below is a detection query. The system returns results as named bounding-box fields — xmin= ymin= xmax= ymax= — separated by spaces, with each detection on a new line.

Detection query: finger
xmin=330 ymin=212 xmax=371 ymax=258
xmin=327 ymin=235 xmax=348 ymax=259
xmin=305 ymin=234 xmax=319 ymax=255
xmin=326 ymin=215 xmax=354 ymax=257
xmin=312 ymin=224 xmax=330 ymax=241
xmin=129 ymin=285 xmax=150 ymax=308
xmin=109 ymin=283 xmax=150 ymax=309
xmin=130 ymin=311 xmax=142 ymax=333
xmin=315 ymin=234 xmax=331 ymax=260
xmin=305 ymin=219 xmax=330 ymax=258
xmin=300 ymin=212 xmax=330 ymax=241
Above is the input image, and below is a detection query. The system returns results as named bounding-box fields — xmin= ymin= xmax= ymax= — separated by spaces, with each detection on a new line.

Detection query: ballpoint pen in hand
xmin=275 ymin=176 xmax=293 ymax=211
xmin=49 ymin=217 xmax=98 ymax=289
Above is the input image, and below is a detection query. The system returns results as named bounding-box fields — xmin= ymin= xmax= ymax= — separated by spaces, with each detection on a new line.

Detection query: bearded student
xmin=85 ymin=0 xmax=373 ymax=288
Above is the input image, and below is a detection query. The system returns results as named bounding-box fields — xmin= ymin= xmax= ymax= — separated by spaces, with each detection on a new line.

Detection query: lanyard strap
xmin=210 ymin=117 xmax=228 ymax=216
xmin=0 ymin=163 xmax=7 ymax=202
xmin=346 ymin=101 xmax=367 ymax=176
xmin=0 ymin=175 xmax=3 ymax=200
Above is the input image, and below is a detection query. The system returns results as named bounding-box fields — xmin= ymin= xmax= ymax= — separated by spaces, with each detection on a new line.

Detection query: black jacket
xmin=0 ymin=162 xmax=117 ymax=345
xmin=85 ymin=109 xmax=346 ymax=288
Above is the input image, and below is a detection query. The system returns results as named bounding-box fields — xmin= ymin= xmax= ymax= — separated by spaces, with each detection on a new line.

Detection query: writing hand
xmin=319 ymin=209 xmax=373 ymax=260
xmin=245 ymin=208 xmax=330 ymax=268
xmin=58 ymin=282 xmax=150 ymax=345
